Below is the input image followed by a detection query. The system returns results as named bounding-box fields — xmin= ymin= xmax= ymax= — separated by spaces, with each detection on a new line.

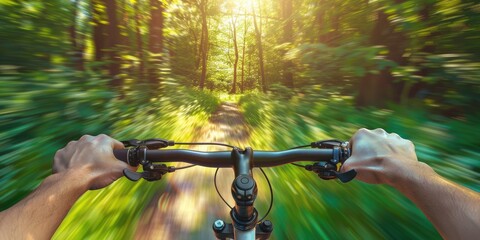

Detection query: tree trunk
xmin=92 ymin=0 xmax=107 ymax=63
xmin=105 ymin=0 xmax=122 ymax=87
xmin=252 ymin=2 xmax=266 ymax=93
xmin=230 ymin=17 xmax=239 ymax=94
xmin=118 ymin=0 xmax=129 ymax=47
xmin=315 ymin=0 xmax=326 ymax=43
xmin=408 ymin=2 xmax=435 ymax=101
xmin=69 ymin=0 xmax=85 ymax=71
xmin=134 ymin=1 xmax=145 ymax=80
xmin=198 ymin=0 xmax=209 ymax=90
xmin=149 ymin=0 xmax=164 ymax=87
xmin=356 ymin=4 xmax=406 ymax=107
xmin=281 ymin=0 xmax=294 ymax=88
xmin=240 ymin=9 xmax=248 ymax=94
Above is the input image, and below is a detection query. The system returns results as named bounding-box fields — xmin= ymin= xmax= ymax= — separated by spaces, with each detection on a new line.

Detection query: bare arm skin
xmin=342 ymin=128 xmax=480 ymax=239
xmin=0 ymin=134 xmax=133 ymax=240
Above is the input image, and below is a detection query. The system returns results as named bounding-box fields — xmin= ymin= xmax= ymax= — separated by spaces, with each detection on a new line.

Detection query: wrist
xmin=52 ymin=167 xmax=92 ymax=193
xmin=387 ymin=160 xmax=436 ymax=190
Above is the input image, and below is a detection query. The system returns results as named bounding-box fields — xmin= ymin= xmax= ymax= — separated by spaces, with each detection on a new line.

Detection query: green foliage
xmin=1 ymin=0 xmax=479 ymax=238
xmin=53 ymin=78 xmax=220 ymax=239
xmin=394 ymin=53 xmax=480 ymax=113
xmin=287 ymin=43 xmax=396 ymax=91
xmin=0 ymin=1 xmax=73 ymax=69
xmin=239 ymin=92 xmax=479 ymax=239
xmin=0 ymin=67 xmax=221 ymax=238
xmin=0 ymin=68 xmax=115 ymax=210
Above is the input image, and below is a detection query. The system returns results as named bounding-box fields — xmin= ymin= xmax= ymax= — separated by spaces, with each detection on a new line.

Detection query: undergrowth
xmin=0 ymin=69 xmax=220 ymax=239
xmin=238 ymin=91 xmax=479 ymax=239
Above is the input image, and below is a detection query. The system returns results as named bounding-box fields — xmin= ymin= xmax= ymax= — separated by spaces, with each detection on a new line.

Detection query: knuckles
xmin=373 ymin=128 xmax=386 ymax=134
xmin=79 ymin=135 xmax=93 ymax=141
xmin=97 ymin=133 xmax=109 ymax=139
xmin=352 ymin=128 xmax=369 ymax=141
xmin=357 ymin=128 xmax=370 ymax=135
xmin=92 ymin=134 xmax=112 ymax=144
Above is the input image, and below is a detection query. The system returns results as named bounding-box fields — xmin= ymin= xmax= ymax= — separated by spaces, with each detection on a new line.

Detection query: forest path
xmin=134 ymin=102 xmax=250 ymax=239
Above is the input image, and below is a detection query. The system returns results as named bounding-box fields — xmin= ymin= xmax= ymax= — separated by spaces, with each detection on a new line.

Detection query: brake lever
xmin=123 ymin=169 xmax=143 ymax=181
xmin=332 ymin=170 xmax=357 ymax=183
xmin=123 ymin=164 xmax=176 ymax=181
xmin=304 ymin=163 xmax=357 ymax=183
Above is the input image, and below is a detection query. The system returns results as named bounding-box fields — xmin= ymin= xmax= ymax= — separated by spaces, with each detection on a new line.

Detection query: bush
xmin=239 ymin=92 xmax=479 ymax=239
xmin=0 ymin=69 xmax=115 ymax=210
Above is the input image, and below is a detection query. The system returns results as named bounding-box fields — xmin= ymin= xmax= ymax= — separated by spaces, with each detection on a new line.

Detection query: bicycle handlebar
xmin=112 ymin=138 xmax=355 ymax=183
xmin=113 ymin=148 xmax=335 ymax=168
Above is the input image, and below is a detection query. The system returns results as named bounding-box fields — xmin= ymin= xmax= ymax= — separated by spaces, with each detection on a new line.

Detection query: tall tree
xmin=406 ymin=1 xmax=436 ymax=102
xmin=92 ymin=0 xmax=107 ymax=63
xmin=198 ymin=0 xmax=209 ymax=90
xmin=315 ymin=0 xmax=327 ymax=43
xmin=105 ymin=0 xmax=122 ymax=86
xmin=135 ymin=0 xmax=145 ymax=80
xmin=149 ymin=0 xmax=165 ymax=87
xmin=280 ymin=0 xmax=294 ymax=88
xmin=240 ymin=8 xmax=248 ymax=94
xmin=230 ymin=15 xmax=239 ymax=94
xmin=356 ymin=1 xmax=406 ymax=107
xmin=92 ymin=0 xmax=122 ymax=86
xmin=252 ymin=1 xmax=266 ymax=93
xmin=69 ymin=0 xmax=85 ymax=71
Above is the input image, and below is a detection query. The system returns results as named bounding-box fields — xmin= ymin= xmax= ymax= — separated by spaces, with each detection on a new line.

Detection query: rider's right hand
xmin=341 ymin=128 xmax=434 ymax=186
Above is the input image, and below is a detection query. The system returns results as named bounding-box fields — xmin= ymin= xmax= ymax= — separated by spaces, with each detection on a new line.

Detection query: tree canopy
xmin=1 ymin=0 xmax=479 ymax=113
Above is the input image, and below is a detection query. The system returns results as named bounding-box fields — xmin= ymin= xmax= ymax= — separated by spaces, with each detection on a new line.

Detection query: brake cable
xmin=214 ymin=168 xmax=233 ymax=209
xmin=257 ymin=167 xmax=274 ymax=223
xmin=175 ymin=142 xmax=238 ymax=149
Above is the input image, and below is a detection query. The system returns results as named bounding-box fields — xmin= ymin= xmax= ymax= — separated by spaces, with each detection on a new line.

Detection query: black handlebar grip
xmin=113 ymin=149 xmax=129 ymax=164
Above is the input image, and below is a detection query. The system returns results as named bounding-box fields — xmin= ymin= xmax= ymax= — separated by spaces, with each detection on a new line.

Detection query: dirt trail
xmin=134 ymin=102 xmax=250 ymax=239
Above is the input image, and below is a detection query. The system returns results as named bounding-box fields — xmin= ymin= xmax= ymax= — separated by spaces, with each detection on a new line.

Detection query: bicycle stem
xmin=231 ymin=147 xmax=258 ymax=232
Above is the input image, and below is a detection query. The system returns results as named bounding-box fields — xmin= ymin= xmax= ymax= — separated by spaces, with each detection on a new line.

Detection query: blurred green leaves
xmin=239 ymin=92 xmax=478 ymax=239
xmin=0 ymin=0 xmax=73 ymax=69
xmin=1 ymin=0 xmax=479 ymax=238
xmin=287 ymin=43 xmax=397 ymax=90
xmin=0 ymin=69 xmax=221 ymax=217
xmin=52 ymin=75 xmax=221 ymax=239
xmin=0 ymin=69 xmax=115 ymax=210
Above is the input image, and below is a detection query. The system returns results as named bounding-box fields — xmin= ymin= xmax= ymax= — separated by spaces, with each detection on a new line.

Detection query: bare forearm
xmin=394 ymin=163 xmax=480 ymax=239
xmin=0 ymin=169 xmax=89 ymax=239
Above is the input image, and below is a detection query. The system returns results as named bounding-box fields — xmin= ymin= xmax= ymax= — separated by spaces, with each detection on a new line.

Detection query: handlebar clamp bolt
xmin=260 ymin=220 xmax=273 ymax=232
xmin=213 ymin=219 xmax=225 ymax=232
